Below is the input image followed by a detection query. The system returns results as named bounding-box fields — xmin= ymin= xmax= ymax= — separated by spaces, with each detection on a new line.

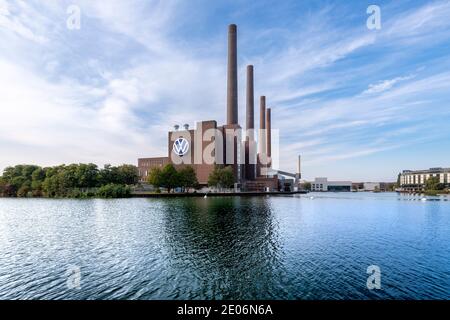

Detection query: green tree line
xmin=207 ymin=166 xmax=235 ymax=190
xmin=424 ymin=176 xmax=446 ymax=195
xmin=147 ymin=164 xmax=235 ymax=193
xmin=148 ymin=164 xmax=199 ymax=193
xmin=0 ymin=164 xmax=138 ymax=198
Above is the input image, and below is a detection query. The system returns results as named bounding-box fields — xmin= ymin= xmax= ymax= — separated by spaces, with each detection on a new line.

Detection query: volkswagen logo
xmin=173 ymin=137 xmax=189 ymax=156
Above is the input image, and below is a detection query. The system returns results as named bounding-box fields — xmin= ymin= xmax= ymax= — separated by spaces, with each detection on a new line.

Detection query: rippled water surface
xmin=0 ymin=193 xmax=449 ymax=300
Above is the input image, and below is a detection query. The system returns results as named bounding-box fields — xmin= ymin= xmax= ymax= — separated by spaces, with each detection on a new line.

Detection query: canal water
xmin=0 ymin=193 xmax=449 ymax=299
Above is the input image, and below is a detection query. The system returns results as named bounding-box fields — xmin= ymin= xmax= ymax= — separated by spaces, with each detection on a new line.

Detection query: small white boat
xmin=420 ymin=197 xmax=427 ymax=202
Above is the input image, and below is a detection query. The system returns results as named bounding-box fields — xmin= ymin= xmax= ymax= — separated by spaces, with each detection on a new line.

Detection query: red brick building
xmin=138 ymin=25 xmax=280 ymax=191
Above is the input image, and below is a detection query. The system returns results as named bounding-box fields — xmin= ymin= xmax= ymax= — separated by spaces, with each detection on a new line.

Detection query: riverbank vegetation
xmin=207 ymin=166 xmax=235 ymax=190
xmin=147 ymin=164 xmax=199 ymax=193
xmin=147 ymin=164 xmax=236 ymax=193
xmin=0 ymin=164 xmax=138 ymax=198
xmin=423 ymin=176 xmax=448 ymax=195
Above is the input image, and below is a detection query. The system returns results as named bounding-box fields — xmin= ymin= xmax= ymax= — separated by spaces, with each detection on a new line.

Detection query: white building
xmin=400 ymin=168 xmax=450 ymax=191
xmin=363 ymin=182 xmax=380 ymax=191
xmin=311 ymin=178 xmax=352 ymax=192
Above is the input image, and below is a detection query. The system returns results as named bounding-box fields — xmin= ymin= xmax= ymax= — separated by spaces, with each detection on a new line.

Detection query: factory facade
xmin=138 ymin=25 xmax=301 ymax=191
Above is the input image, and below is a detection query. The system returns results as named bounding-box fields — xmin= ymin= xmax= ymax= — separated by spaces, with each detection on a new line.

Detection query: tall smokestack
xmin=227 ymin=24 xmax=238 ymax=125
xmin=245 ymin=65 xmax=256 ymax=180
xmin=266 ymin=108 xmax=272 ymax=159
xmin=246 ymin=65 xmax=254 ymax=138
xmin=258 ymin=96 xmax=266 ymax=155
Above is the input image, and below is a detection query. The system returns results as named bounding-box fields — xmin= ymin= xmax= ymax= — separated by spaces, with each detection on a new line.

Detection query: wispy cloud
xmin=362 ymin=75 xmax=414 ymax=95
xmin=1 ymin=0 xmax=450 ymax=181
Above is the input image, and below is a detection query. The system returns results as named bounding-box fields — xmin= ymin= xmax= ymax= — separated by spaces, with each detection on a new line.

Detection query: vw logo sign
xmin=173 ymin=137 xmax=189 ymax=156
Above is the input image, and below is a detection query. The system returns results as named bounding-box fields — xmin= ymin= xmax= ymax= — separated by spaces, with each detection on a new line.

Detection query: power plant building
xmin=138 ymin=25 xmax=300 ymax=191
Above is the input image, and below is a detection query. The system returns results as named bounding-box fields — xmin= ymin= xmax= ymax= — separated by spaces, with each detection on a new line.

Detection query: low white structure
xmin=363 ymin=182 xmax=380 ymax=191
xmin=311 ymin=178 xmax=352 ymax=192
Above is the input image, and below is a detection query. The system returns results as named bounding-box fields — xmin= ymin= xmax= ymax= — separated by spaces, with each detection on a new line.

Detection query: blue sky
xmin=1 ymin=0 xmax=450 ymax=181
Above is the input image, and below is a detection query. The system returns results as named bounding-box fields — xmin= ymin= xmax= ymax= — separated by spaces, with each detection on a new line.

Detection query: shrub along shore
xmin=0 ymin=164 xmax=138 ymax=198
xmin=0 ymin=163 xmax=239 ymax=199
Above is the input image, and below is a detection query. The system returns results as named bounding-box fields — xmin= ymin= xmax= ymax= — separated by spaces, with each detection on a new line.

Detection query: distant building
xmin=353 ymin=182 xmax=395 ymax=192
xmin=311 ymin=178 xmax=352 ymax=192
xmin=138 ymin=157 xmax=169 ymax=181
xmin=363 ymin=182 xmax=380 ymax=191
xmin=352 ymin=182 xmax=364 ymax=191
xmin=400 ymin=168 xmax=450 ymax=191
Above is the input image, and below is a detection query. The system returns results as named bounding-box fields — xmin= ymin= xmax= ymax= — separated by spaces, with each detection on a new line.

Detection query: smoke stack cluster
xmin=225 ymin=24 xmax=273 ymax=180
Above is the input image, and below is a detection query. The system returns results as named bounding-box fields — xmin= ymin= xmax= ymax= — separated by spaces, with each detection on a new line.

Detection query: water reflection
xmin=158 ymin=197 xmax=286 ymax=299
xmin=0 ymin=195 xmax=449 ymax=300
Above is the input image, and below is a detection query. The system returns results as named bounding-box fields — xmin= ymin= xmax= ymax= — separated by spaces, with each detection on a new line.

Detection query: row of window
xmin=401 ymin=173 xmax=450 ymax=185
xmin=311 ymin=184 xmax=324 ymax=190
xmin=139 ymin=162 xmax=166 ymax=167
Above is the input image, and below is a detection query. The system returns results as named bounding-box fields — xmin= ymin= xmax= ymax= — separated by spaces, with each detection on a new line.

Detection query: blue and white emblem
xmin=173 ymin=137 xmax=189 ymax=156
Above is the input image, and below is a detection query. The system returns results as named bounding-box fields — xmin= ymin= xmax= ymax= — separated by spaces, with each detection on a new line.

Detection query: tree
xmin=178 ymin=166 xmax=199 ymax=192
xmin=208 ymin=166 xmax=235 ymax=190
xmin=147 ymin=167 xmax=163 ymax=189
xmin=160 ymin=164 xmax=180 ymax=193
xmin=99 ymin=164 xmax=119 ymax=185
xmin=96 ymin=184 xmax=131 ymax=198
xmin=208 ymin=166 xmax=220 ymax=188
xmin=17 ymin=185 xmax=31 ymax=197
xmin=425 ymin=176 xmax=444 ymax=191
xmin=302 ymin=182 xmax=311 ymax=191
xmin=220 ymin=166 xmax=235 ymax=189
xmin=74 ymin=163 xmax=99 ymax=188
xmin=1 ymin=163 xmax=139 ymax=198
xmin=0 ymin=178 xmax=6 ymax=197
xmin=117 ymin=164 xmax=139 ymax=185
xmin=32 ymin=167 xmax=46 ymax=182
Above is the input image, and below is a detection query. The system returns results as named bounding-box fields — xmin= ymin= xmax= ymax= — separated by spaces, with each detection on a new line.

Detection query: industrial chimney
xmin=258 ymin=96 xmax=266 ymax=156
xmin=266 ymin=108 xmax=272 ymax=160
xmin=245 ymin=65 xmax=256 ymax=180
xmin=246 ymin=65 xmax=254 ymax=139
xmin=227 ymin=24 xmax=238 ymax=125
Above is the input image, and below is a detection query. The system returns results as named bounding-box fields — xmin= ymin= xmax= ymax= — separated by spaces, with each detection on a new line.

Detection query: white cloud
xmin=362 ymin=75 xmax=414 ymax=95
xmin=0 ymin=0 xmax=47 ymax=43
xmin=1 ymin=0 xmax=450 ymax=182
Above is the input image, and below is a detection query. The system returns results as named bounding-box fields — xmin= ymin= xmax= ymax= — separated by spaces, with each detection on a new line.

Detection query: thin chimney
xmin=227 ymin=24 xmax=238 ymax=125
xmin=245 ymin=65 xmax=256 ymax=180
xmin=266 ymin=108 xmax=272 ymax=159
xmin=258 ymin=96 xmax=266 ymax=155
xmin=246 ymin=65 xmax=254 ymax=139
